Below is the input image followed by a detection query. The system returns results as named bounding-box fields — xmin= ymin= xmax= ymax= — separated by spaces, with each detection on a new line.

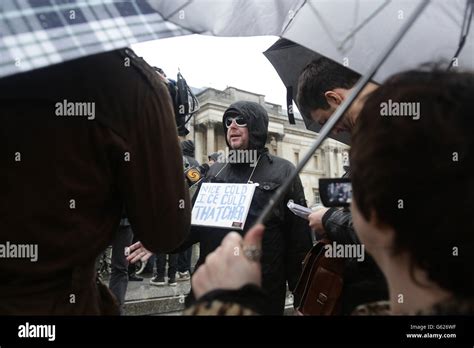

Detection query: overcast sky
xmin=132 ymin=34 xmax=289 ymax=107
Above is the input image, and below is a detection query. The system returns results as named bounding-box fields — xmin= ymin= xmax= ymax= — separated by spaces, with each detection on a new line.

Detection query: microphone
xmin=184 ymin=163 xmax=209 ymax=187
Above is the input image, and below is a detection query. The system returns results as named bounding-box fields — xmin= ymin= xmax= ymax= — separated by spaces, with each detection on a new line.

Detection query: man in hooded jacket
xmin=180 ymin=100 xmax=313 ymax=315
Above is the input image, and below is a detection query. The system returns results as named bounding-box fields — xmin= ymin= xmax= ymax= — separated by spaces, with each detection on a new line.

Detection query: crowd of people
xmin=1 ymin=47 xmax=472 ymax=316
xmin=186 ymin=66 xmax=474 ymax=316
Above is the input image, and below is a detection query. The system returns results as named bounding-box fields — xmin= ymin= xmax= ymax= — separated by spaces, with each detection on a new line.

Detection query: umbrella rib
xmin=449 ymin=0 xmax=474 ymax=69
xmin=160 ymin=0 xmax=194 ymax=21
xmin=281 ymin=0 xmax=308 ymax=36
xmin=338 ymin=0 xmax=391 ymax=50
xmin=152 ymin=0 xmax=208 ymax=36
xmin=305 ymin=1 xmax=340 ymax=48
xmin=301 ymin=0 xmax=391 ymax=52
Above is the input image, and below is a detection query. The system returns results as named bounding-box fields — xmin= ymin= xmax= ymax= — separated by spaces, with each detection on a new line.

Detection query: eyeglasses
xmin=225 ymin=115 xmax=247 ymax=128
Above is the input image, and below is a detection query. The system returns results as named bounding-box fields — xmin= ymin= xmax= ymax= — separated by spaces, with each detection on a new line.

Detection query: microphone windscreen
xmin=186 ymin=167 xmax=201 ymax=183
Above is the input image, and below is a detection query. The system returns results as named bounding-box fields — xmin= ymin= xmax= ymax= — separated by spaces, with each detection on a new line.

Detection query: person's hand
xmin=125 ymin=241 xmax=153 ymax=264
xmin=192 ymin=224 xmax=265 ymax=300
xmin=308 ymin=207 xmax=330 ymax=237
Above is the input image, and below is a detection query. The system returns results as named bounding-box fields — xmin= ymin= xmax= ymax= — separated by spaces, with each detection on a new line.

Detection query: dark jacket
xmin=322 ymin=185 xmax=388 ymax=314
xmin=181 ymin=140 xmax=200 ymax=168
xmin=181 ymin=101 xmax=313 ymax=314
xmin=0 ymin=48 xmax=190 ymax=315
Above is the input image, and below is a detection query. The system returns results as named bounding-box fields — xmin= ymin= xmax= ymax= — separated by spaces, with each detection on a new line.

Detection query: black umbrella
xmin=265 ymin=38 xmax=353 ymax=145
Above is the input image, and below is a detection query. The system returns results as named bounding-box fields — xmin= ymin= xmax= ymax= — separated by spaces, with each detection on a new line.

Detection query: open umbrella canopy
xmin=282 ymin=0 xmax=474 ymax=82
xmin=148 ymin=0 xmax=303 ymax=36
xmin=265 ymin=0 xmax=473 ymax=138
xmin=0 ymin=0 xmax=303 ymax=79
xmin=2 ymin=0 xmax=471 ymax=82
xmin=0 ymin=0 xmax=180 ymax=78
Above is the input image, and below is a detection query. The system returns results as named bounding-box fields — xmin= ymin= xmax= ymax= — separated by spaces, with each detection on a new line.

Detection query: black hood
xmin=180 ymin=140 xmax=195 ymax=157
xmin=208 ymin=152 xmax=220 ymax=162
xmin=222 ymin=101 xmax=269 ymax=150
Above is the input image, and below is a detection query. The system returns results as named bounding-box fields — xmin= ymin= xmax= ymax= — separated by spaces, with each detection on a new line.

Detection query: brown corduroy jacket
xmin=0 ymin=49 xmax=190 ymax=315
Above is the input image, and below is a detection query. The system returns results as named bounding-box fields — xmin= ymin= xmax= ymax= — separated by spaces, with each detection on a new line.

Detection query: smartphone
xmin=319 ymin=178 xmax=352 ymax=207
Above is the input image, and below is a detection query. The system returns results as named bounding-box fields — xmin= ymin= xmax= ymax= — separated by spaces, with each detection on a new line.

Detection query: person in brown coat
xmin=0 ymin=48 xmax=190 ymax=315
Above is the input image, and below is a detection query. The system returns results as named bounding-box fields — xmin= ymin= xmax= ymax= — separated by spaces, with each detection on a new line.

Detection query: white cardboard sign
xmin=191 ymin=183 xmax=256 ymax=230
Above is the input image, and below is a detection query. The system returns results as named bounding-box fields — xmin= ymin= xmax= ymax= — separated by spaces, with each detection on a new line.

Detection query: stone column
xmin=275 ymin=133 xmax=285 ymax=156
xmin=330 ymin=147 xmax=338 ymax=177
xmin=206 ymin=122 xmax=215 ymax=157
xmin=194 ymin=128 xmax=204 ymax=164
xmin=336 ymin=148 xmax=343 ymax=176
xmin=323 ymin=145 xmax=333 ymax=177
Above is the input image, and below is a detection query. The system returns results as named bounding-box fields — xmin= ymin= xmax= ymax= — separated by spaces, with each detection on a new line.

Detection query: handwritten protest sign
xmin=191 ymin=183 xmax=256 ymax=230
